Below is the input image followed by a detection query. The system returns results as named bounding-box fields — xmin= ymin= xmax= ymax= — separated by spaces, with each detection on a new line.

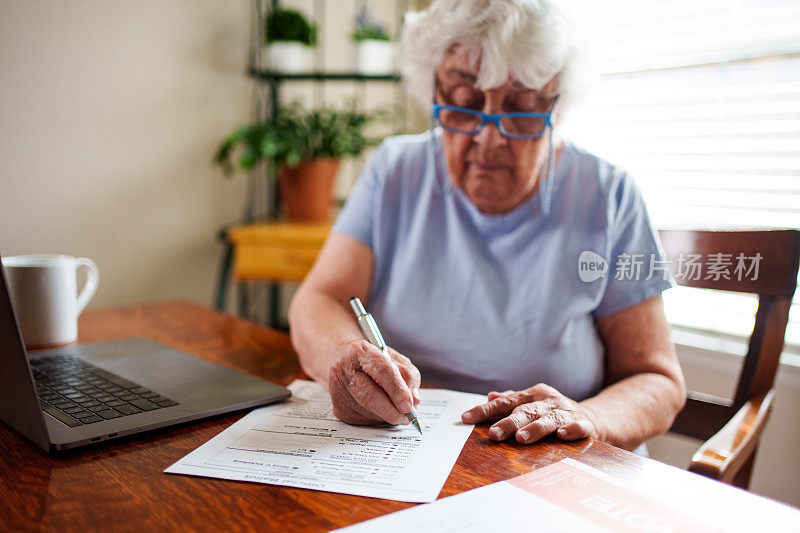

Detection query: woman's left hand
xmin=461 ymin=384 xmax=601 ymax=444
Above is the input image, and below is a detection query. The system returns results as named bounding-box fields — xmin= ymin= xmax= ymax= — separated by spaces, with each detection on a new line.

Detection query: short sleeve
xmin=593 ymin=171 xmax=673 ymax=318
xmin=331 ymin=141 xmax=389 ymax=250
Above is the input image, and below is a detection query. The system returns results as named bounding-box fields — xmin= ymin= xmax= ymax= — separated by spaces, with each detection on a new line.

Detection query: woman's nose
xmin=472 ymin=118 xmax=507 ymax=146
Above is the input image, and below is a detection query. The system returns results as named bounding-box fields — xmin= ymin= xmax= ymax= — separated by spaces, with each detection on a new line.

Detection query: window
xmin=562 ymin=0 xmax=800 ymax=354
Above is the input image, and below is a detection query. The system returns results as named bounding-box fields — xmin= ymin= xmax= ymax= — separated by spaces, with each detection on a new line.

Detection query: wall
xmin=0 ymin=1 xmax=250 ymax=308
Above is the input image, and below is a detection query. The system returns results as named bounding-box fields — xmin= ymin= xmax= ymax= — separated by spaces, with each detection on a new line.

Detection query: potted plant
xmin=215 ymin=103 xmax=378 ymax=222
xmin=352 ymin=9 xmax=394 ymax=74
xmin=264 ymin=8 xmax=317 ymax=73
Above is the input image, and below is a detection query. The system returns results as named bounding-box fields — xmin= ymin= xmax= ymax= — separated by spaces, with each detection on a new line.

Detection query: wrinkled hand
xmin=329 ymin=339 xmax=421 ymax=426
xmin=461 ymin=384 xmax=599 ymax=444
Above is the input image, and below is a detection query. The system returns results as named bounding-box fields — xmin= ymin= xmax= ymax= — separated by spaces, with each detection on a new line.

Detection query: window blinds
xmin=563 ymin=0 xmax=800 ymax=351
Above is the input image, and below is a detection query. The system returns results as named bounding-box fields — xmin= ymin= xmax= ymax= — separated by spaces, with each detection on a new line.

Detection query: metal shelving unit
xmin=248 ymin=68 xmax=402 ymax=82
xmin=216 ymin=0 xmax=408 ymax=328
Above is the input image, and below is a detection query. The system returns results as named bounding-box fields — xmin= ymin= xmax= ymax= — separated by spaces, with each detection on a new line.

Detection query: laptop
xmin=0 ymin=255 xmax=291 ymax=451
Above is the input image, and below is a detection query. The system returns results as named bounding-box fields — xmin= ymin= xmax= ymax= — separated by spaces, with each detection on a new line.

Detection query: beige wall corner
xmin=0 ymin=1 xmax=252 ymax=309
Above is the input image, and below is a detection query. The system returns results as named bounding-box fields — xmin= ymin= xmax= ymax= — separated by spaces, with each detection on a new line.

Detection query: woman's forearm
xmin=580 ymin=372 xmax=686 ymax=450
xmin=287 ymin=288 xmax=364 ymax=388
xmin=287 ymin=233 xmax=376 ymax=390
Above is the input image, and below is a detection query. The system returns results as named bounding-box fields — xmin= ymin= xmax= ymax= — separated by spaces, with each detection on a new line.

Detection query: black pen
xmin=349 ymin=297 xmax=423 ymax=434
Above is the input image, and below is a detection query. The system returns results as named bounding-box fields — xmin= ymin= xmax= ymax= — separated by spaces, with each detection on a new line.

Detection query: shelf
xmin=248 ymin=67 xmax=401 ymax=82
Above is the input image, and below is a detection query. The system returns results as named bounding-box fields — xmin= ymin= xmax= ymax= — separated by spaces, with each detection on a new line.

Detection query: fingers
xmin=461 ymin=383 xmax=594 ymax=444
xmin=487 ymin=402 xmax=544 ymax=440
xmin=358 ymin=347 xmax=414 ymax=415
xmin=515 ymin=411 xmax=569 ymax=444
xmin=411 ymin=387 xmax=421 ymax=405
xmin=487 ymin=390 xmax=514 ymax=401
xmin=462 ymin=384 xmax=555 ymax=424
xmin=389 ymin=350 xmax=422 ymax=405
xmin=347 ymin=372 xmax=408 ymax=425
xmin=328 ymin=341 xmax=425 ymax=426
xmin=517 ymin=415 xmax=594 ymax=444
xmin=555 ymin=419 xmax=595 ymax=441
xmin=329 ymin=341 xmax=411 ymax=426
xmin=490 ymin=409 xmax=594 ymax=444
xmin=461 ymin=391 xmax=530 ymax=424
xmin=329 ymin=366 xmax=390 ymax=425
xmin=331 ymin=392 xmax=386 ymax=426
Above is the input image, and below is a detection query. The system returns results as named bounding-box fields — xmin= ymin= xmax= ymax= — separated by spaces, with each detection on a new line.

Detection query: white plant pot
xmin=356 ymin=40 xmax=394 ymax=74
xmin=266 ymin=41 xmax=310 ymax=73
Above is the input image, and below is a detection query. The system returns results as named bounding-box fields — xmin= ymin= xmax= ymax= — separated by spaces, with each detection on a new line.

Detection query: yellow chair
xmin=215 ymin=222 xmax=331 ymax=327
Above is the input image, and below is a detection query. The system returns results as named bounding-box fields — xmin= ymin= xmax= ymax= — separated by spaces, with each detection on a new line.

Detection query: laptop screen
xmin=0 ymin=256 xmax=50 ymax=449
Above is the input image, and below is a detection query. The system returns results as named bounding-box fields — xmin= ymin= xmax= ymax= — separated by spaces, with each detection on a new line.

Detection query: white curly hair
xmin=399 ymin=0 xmax=587 ymax=118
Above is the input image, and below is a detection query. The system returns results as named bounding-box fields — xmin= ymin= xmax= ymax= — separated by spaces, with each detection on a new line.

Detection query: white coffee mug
xmin=2 ymin=254 xmax=99 ymax=348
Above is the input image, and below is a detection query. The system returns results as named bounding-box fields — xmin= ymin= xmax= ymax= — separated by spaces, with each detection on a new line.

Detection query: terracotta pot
xmin=279 ymin=158 xmax=340 ymax=222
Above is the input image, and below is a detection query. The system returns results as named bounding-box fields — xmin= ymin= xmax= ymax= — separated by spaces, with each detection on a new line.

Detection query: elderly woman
xmin=288 ymin=0 xmax=685 ymax=452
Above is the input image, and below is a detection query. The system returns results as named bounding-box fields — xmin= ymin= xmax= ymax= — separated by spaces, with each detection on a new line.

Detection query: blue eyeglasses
xmin=432 ymin=103 xmax=554 ymax=140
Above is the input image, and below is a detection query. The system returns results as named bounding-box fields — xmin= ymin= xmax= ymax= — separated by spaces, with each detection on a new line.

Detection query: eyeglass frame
xmin=431 ymin=101 xmax=557 ymax=140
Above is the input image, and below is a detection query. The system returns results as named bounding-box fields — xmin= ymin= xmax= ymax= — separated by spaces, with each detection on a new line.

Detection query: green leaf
xmin=238 ymin=145 xmax=258 ymax=170
xmin=286 ymin=151 xmax=302 ymax=168
xmin=265 ymin=8 xmax=317 ymax=46
xmin=212 ymin=100 xmax=391 ymax=178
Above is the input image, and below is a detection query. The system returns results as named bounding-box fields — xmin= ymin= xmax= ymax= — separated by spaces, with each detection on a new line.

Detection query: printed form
xmin=335 ymin=458 xmax=721 ymax=533
xmin=165 ymin=380 xmax=483 ymax=502
xmin=336 ymin=458 xmax=800 ymax=532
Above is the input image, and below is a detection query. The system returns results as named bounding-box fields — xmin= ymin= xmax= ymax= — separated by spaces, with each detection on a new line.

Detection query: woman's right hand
xmin=328 ymin=339 xmax=421 ymax=426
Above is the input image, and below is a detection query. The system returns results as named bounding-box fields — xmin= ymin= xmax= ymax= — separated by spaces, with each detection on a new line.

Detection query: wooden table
xmin=1 ymin=300 xmax=798 ymax=532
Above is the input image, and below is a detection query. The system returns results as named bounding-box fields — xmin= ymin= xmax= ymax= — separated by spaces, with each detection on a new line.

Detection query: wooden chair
xmin=659 ymin=229 xmax=800 ymax=489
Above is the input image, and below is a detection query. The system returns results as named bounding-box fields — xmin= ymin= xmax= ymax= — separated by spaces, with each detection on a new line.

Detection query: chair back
xmin=659 ymin=229 xmax=800 ymax=441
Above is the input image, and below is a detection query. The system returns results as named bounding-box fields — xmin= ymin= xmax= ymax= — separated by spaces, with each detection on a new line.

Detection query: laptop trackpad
xmin=71 ymin=338 xmax=283 ymax=410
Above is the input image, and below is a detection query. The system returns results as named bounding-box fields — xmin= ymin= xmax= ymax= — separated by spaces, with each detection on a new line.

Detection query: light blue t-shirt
xmin=334 ymin=131 xmax=671 ymax=400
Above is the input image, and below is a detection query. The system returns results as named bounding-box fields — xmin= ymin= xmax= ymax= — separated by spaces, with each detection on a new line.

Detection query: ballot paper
xmin=165 ymin=380 xmax=483 ymax=502
xmin=335 ymin=458 xmax=800 ymax=533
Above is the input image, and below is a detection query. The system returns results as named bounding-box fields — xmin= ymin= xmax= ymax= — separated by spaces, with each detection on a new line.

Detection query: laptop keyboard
xmin=31 ymin=353 xmax=179 ymax=427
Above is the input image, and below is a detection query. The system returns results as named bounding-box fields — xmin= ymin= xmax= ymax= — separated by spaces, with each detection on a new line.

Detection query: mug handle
xmin=75 ymin=257 xmax=99 ymax=315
